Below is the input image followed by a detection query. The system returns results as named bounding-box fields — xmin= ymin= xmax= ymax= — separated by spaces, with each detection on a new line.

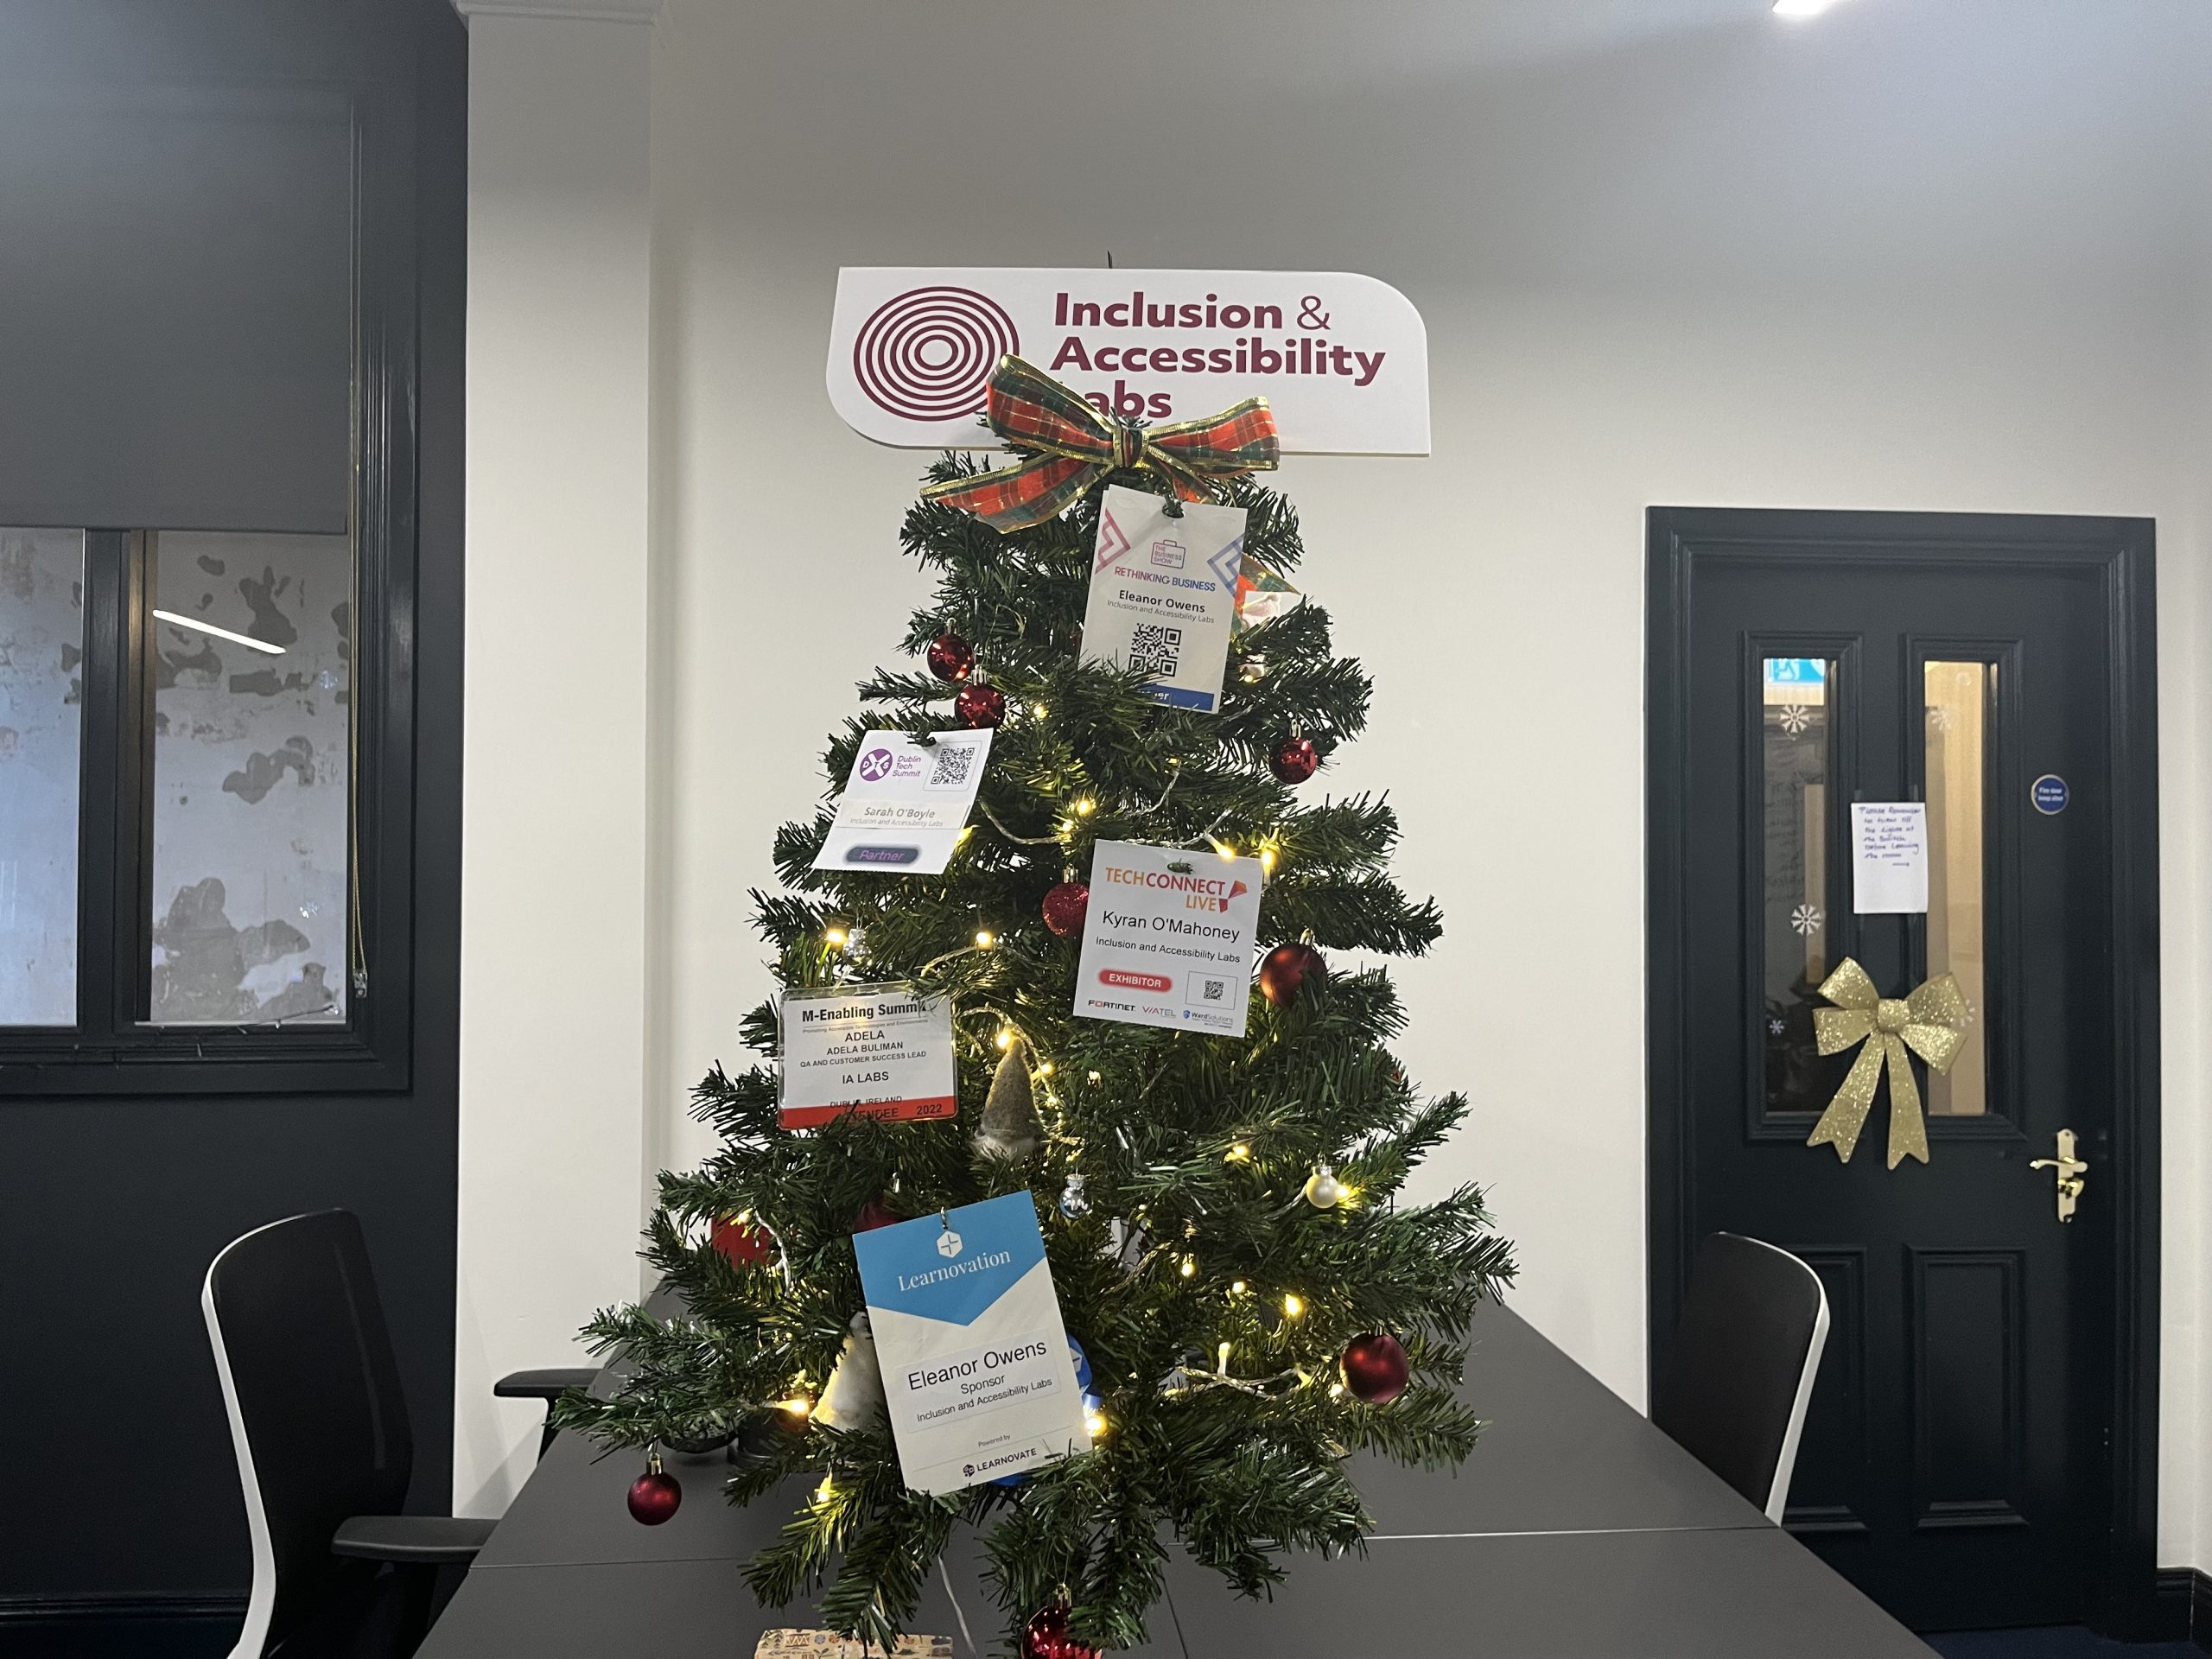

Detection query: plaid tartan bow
xmin=919 ymin=354 xmax=1280 ymax=533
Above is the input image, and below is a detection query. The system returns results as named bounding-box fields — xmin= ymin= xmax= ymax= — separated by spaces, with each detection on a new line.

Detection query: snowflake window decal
xmin=1768 ymin=1018 xmax=1787 ymax=1036
xmin=1777 ymin=704 xmax=1813 ymax=736
xmin=1927 ymin=704 xmax=1954 ymax=732
xmin=1789 ymin=903 xmax=1823 ymax=938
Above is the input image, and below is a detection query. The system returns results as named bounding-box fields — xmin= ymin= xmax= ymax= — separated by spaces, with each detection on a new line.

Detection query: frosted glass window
xmin=149 ymin=531 xmax=350 ymax=1024
xmin=1763 ymin=656 xmax=1832 ymax=1114
xmin=0 ymin=529 xmax=85 ymax=1026
xmin=1924 ymin=661 xmax=1992 ymax=1116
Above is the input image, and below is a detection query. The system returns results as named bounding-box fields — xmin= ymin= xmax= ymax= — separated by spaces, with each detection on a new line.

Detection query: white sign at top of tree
xmin=827 ymin=268 xmax=1431 ymax=454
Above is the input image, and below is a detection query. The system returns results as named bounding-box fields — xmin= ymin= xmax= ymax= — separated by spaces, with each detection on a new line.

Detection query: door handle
xmin=2029 ymin=1128 xmax=2088 ymax=1224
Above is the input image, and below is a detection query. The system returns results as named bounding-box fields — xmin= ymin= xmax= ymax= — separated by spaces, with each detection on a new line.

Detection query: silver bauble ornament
xmin=1302 ymin=1164 xmax=1344 ymax=1209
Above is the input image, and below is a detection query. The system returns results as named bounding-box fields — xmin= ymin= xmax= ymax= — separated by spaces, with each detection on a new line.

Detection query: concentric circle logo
xmin=852 ymin=286 xmax=1019 ymax=421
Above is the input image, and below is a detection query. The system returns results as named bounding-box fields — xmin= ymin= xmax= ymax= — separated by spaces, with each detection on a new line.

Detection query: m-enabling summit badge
xmin=852 ymin=1192 xmax=1088 ymax=1494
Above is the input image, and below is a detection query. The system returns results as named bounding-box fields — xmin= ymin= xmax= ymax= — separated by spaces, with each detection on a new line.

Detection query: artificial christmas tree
xmin=556 ymin=369 xmax=1514 ymax=1654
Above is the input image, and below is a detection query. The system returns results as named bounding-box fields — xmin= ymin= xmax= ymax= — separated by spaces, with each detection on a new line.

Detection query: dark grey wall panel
xmin=0 ymin=81 xmax=353 ymax=532
xmin=0 ymin=0 xmax=465 ymax=1622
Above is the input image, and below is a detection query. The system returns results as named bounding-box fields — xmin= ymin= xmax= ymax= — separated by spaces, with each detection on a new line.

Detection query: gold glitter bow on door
xmin=1804 ymin=958 xmax=1968 ymax=1168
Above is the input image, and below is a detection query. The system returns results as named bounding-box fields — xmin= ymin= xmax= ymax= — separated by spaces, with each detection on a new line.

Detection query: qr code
xmin=926 ymin=743 xmax=978 ymax=789
xmin=1199 ymin=977 xmax=1225 ymax=1002
xmin=1129 ymin=624 xmax=1183 ymax=678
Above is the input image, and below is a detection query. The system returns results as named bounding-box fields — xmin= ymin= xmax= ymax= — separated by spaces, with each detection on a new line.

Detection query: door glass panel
xmin=1763 ymin=656 xmax=1832 ymax=1113
xmin=1924 ymin=661 xmax=1991 ymax=1116
xmin=0 ymin=528 xmax=85 ymax=1027
xmin=148 ymin=530 xmax=351 ymax=1026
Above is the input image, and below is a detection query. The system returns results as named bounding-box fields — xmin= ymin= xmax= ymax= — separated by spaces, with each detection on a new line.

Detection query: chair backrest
xmin=1651 ymin=1231 xmax=1830 ymax=1523
xmin=203 ymin=1210 xmax=414 ymax=1658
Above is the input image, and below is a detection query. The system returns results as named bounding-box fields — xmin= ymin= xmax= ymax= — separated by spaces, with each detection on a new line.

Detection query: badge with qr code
xmin=754 ymin=1633 xmax=952 ymax=1658
xmin=1071 ymin=839 xmax=1263 ymax=1034
xmin=814 ymin=728 xmax=993 ymax=875
xmin=1081 ymin=484 xmax=1243 ymax=714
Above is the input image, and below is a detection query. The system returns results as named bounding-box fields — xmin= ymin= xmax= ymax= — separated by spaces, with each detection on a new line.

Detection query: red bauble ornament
xmin=925 ymin=632 xmax=976 ymax=683
xmin=709 ymin=1215 xmax=772 ymax=1268
xmin=1041 ymin=880 xmax=1090 ymax=938
xmin=627 ymin=1455 xmax=683 ymax=1525
xmin=955 ymin=683 xmax=1007 ymax=728
xmin=1268 ymin=734 xmax=1320 ymax=785
xmin=1257 ymin=941 xmax=1326 ymax=1007
xmin=1020 ymin=1604 xmax=1099 ymax=1659
xmin=853 ymin=1199 xmax=899 ymax=1233
xmin=1340 ymin=1332 xmax=1411 ymax=1405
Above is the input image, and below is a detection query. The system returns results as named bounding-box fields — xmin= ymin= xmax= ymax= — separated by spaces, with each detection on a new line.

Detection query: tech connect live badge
xmin=2031 ymin=774 xmax=2069 ymax=816
xmin=852 ymin=1192 xmax=1088 ymax=1495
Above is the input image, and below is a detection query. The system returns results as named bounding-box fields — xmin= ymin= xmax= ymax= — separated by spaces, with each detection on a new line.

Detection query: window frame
xmin=0 ymin=88 xmax=416 ymax=1096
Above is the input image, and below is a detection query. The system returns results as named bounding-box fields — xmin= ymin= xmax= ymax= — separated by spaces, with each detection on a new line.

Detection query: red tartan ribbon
xmin=919 ymin=354 xmax=1279 ymax=533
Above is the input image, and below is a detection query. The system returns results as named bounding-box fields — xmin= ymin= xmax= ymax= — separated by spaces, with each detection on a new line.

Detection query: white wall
xmin=456 ymin=4 xmax=656 ymax=1515
xmin=459 ymin=0 xmax=2212 ymax=1565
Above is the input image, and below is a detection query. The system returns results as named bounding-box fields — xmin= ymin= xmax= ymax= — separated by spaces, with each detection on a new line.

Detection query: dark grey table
xmin=1164 ymin=1530 xmax=1936 ymax=1659
xmin=423 ymin=1301 xmax=1933 ymax=1657
xmin=1360 ymin=1304 xmax=1768 ymax=1538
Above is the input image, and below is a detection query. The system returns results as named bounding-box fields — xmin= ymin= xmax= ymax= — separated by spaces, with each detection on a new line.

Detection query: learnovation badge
xmin=828 ymin=268 xmax=1429 ymax=455
xmin=853 ymin=1193 xmax=1089 ymax=1495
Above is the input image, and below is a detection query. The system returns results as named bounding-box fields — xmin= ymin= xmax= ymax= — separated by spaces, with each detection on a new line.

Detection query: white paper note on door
xmin=1851 ymin=802 xmax=1929 ymax=914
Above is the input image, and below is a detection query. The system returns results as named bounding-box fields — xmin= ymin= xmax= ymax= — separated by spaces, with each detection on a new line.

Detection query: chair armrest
xmin=331 ymin=1515 xmax=497 ymax=1566
xmin=493 ymin=1367 xmax=598 ymax=1402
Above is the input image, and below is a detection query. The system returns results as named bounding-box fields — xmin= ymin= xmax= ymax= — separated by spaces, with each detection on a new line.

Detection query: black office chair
xmin=493 ymin=1366 xmax=599 ymax=1459
xmin=204 ymin=1211 xmax=496 ymax=1659
xmin=1651 ymin=1231 xmax=1830 ymax=1523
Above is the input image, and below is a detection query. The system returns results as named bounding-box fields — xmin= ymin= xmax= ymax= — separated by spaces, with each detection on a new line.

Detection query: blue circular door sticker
xmin=2031 ymin=775 xmax=2069 ymax=815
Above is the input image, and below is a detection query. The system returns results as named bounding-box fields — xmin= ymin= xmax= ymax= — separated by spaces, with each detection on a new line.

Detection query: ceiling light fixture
xmin=1774 ymin=0 xmax=1846 ymax=16
xmin=150 ymin=609 xmax=286 ymax=655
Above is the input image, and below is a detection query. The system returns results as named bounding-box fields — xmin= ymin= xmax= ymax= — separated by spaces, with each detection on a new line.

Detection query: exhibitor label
xmin=854 ymin=1192 xmax=1089 ymax=1495
xmin=778 ymin=983 xmax=957 ymax=1128
xmin=1072 ymin=839 xmax=1262 ymax=1035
